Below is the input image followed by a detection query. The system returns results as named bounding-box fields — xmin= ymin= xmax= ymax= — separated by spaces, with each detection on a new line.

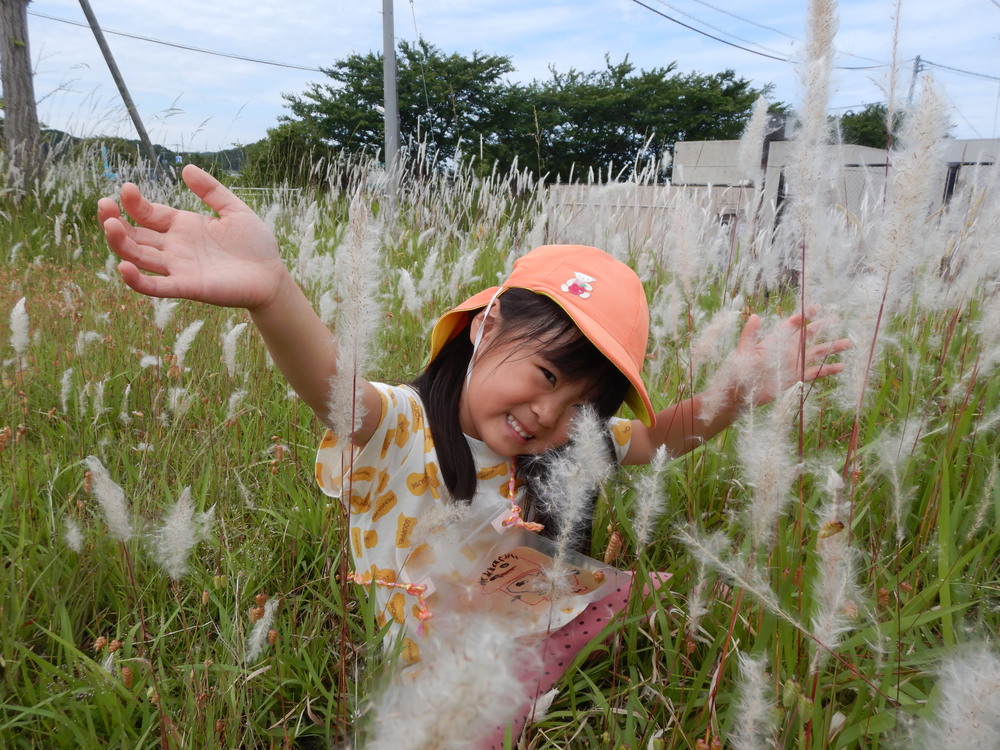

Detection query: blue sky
xmin=25 ymin=0 xmax=1000 ymax=153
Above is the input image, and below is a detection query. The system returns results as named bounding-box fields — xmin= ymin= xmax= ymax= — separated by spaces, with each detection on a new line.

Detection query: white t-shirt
xmin=315 ymin=382 xmax=632 ymax=664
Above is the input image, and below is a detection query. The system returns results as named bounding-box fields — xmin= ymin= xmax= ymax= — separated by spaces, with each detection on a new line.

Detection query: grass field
xmin=3 ymin=75 xmax=1000 ymax=749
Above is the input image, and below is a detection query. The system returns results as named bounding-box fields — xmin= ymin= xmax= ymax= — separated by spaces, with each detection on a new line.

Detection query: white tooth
xmin=508 ymin=415 xmax=531 ymax=439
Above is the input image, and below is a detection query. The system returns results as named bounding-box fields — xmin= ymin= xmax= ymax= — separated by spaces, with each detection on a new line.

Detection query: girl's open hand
xmin=734 ymin=305 xmax=851 ymax=406
xmin=98 ymin=165 xmax=288 ymax=311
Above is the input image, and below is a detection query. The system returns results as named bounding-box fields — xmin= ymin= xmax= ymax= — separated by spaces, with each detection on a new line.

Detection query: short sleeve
xmin=608 ymin=417 xmax=632 ymax=463
xmin=315 ymin=386 xmax=390 ymax=498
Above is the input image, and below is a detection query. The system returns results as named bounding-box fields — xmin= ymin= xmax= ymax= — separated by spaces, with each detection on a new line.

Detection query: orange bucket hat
xmin=429 ymin=245 xmax=655 ymax=427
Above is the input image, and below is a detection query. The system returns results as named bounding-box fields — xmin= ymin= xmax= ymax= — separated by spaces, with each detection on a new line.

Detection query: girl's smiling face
xmin=459 ymin=329 xmax=591 ymax=457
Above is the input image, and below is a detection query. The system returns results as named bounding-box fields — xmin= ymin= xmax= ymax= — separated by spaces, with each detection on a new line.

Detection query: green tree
xmin=837 ymin=102 xmax=903 ymax=149
xmin=276 ymin=45 xmax=769 ymax=183
xmin=525 ymin=57 xmax=767 ymax=182
xmin=283 ymin=39 xmax=515 ymax=172
xmin=239 ymin=121 xmax=333 ymax=188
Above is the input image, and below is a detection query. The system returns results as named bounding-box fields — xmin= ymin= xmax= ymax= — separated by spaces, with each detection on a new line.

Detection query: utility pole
xmin=0 ymin=0 xmax=43 ymax=190
xmin=78 ymin=0 xmax=165 ymax=180
xmin=382 ymin=0 xmax=400 ymax=196
xmin=907 ymin=55 xmax=923 ymax=108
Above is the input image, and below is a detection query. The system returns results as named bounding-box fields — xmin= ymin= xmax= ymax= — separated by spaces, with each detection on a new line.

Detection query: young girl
xmin=99 ymin=165 xmax=848 ymax=747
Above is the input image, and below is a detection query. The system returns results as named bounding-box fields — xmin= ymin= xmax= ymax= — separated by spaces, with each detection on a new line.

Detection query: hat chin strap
xmin=465 ymin=287 xmax=505 ymax=389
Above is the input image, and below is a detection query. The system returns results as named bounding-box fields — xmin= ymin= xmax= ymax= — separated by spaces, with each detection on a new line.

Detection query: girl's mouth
xmin=507 ymin=415 xmax=534 ymax=441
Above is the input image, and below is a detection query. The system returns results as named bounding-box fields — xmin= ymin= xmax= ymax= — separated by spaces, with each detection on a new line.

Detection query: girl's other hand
xmin=98 ymin=164 xmax=288 ymax=311
xmin=735 ymin=305 xmax=851 ymax=406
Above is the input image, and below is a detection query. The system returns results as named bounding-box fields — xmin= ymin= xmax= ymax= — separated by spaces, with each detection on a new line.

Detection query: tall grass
xmin=2 ymin=77 xmax=1000 ymax=749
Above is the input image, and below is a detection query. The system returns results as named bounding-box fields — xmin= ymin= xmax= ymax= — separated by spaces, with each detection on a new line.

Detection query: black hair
xmin=412 ymin=288 xmax=631 ymax=539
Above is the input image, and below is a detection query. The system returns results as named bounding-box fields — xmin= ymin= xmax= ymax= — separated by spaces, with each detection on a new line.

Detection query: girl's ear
xmin=469 ymin=304 xmax=501 ymax=345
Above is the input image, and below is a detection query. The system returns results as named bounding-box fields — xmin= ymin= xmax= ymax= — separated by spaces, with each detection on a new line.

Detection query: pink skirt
xmin=481 ymin=571 xmax=670 ymax=749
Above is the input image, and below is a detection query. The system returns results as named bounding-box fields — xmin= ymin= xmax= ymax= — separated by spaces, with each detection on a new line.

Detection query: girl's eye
xmin=540 ymin=367 xmax=556 ymax=385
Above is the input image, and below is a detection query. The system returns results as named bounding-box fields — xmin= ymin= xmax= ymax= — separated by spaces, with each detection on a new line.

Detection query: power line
xmin=626 ymin=0 xmax=790 ymax=61
xmin=28 ymin=10 xmax=324 ymax=72
xmin=683 ymin=0 xmax=885 ymax=66
xmin=921 ymin=58 xmax=1000 ymax=82
xmin=685 ymin=0 xmax=797 ymax=41
xmin=629 ymin=0 xmax=999 ymax=84
xmin=629 ymin=0 xmax=888 ymax=71
xmin=647 ymin=0 xmax=791 ymax=60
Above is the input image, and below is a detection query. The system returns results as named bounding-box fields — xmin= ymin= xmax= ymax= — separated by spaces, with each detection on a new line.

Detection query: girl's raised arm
xmin=624 ymin=308 xmax=851 ymax=464
xmin=98 ymin=165 xmax=382 ymax=444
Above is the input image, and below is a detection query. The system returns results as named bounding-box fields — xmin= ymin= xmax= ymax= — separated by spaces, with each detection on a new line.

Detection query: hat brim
xmin=429 ymin=287 xmax=655 ymax=428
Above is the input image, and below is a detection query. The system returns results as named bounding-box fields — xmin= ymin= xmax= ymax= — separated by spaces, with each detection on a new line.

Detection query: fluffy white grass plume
xmin=696 ymin=314 xmax=776 ymax=427
xmin=167 ymin=387 xmax=195 ymax=420
xmin=632 ymin=444 xmax=670 ymax=551
xmin=689 ymin=304 xmax=743 ymax=377
xmin=88 ymin=379 xmax=107 ymax=425
xmin=964 ymin=456 xmax=997 ymax=544
xmin=883 ymin=0 xmax=903 ymax=150
xmin=83 ymin=456 xmax=132 ymax=541
xmin=415 ymin=245 xmax=444 ymax=310
xmin=826 ymin=84 xmax=949 ymax=417
xmin=972 ymin=292 xmax=1000 ymax=375
xmin=149 ymin=486 xmax=215 ymax=580
xmin=676 ymin=524 xmax=802 ymax=632
xmin=737 ymin=384 xmax=803 ymax=551
xmin=225 ymin=389 xmax=248 ymax=423
xmin=172 ymin=319 xmax=205 ymax=372
xmin=244 ymin=598 xmax=279 ymax=663
xmin=646 ymin=281 xmax=684 ymax=384
xmin=731 ymin=652 xmax=775 ymax=750
xmin=809 ymin=469 xmax=860 ymax=674
xmin=685 ymin=559 xmax=711 ymax=640
xmin=870 ymin=78 xmax=950 ymax=313
xmin=325 ymin=190 xmax=383 ymax=443
xmin=119 ymin=383 xmax=133 ymax=425
xmin=783 ymin=0 xmax=840 ymax=289
xmin=64 ymin=517 xmax=83 ymax=553
xmin=289 ymin=200 xmax=320 ymax=283
xmin=364 ymin=614 xmax=534 ymax=750
xmin=60 ymin=282 xmax=82 ymax=314
xmin=9 ymin=296 xmax=29 ymax=357
xmin=60 ymin=368 xmax=74 ymax=413
xmin=914 ymin=644 xmax=1000 ymax=749
xmin=150 ymin=297 xmax=179 ymax=331
xmin=737 ymin=97 xmax=771 ymax=185
xmin=395 ymin=268 xmax=421 ymax=315
xmin=221 ymin=321 xmax=249 ymax=378
xmin=871 ymin=420 xmax=924 ymax=543
xmin=534 ymin=406 xmax=613 ymax=584
xmin=735 ymin=97 xmax=772 ymax=260
xmin=74 ymin=330 xmax=103 ymax=356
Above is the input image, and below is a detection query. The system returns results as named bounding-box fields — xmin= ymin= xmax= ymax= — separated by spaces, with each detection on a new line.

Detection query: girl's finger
xmin=182 ymin=164 xmax=252 ymax=217
xmin=103 ymin=218 xmax=170 ymax=276
xmin=737 ymin=314 xmax=762 ymax=351
xmin=802 ymin=362 xmax=845 ymax=382
xmin=119 ymin=182 xmax=180 ymax=233
xmin=118 ymin=261 xmax=181 ymax=299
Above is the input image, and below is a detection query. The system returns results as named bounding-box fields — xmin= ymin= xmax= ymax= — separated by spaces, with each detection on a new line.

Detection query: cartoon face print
xmin=479 ymin=548 xmax=598 ymax=607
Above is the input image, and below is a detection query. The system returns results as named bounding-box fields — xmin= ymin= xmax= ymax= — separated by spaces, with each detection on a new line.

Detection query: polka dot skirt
xmin=482 ymin=571 xmax=670 ymax=749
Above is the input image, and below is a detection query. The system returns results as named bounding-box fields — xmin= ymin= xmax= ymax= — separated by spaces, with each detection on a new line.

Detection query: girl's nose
xmin=532 ymin=393 xmax=565 ymax=429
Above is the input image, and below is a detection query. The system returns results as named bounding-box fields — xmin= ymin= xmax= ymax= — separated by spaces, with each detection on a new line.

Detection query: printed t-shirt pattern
xmin=315 ymin=382 xmax=633 ymax=664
